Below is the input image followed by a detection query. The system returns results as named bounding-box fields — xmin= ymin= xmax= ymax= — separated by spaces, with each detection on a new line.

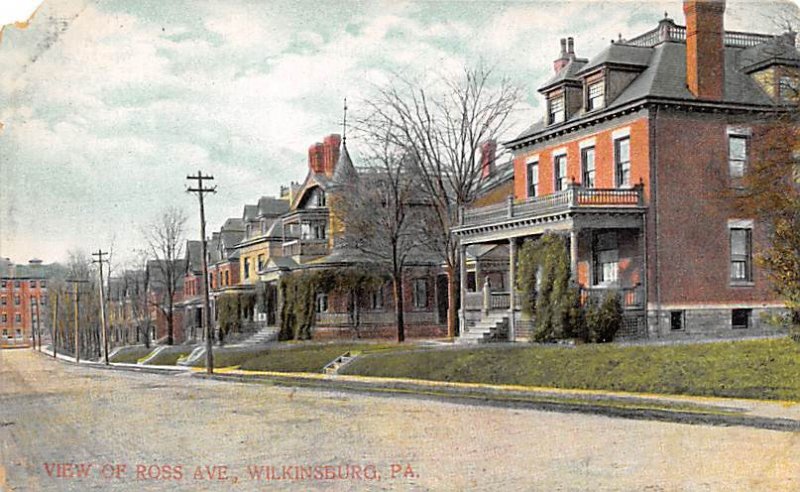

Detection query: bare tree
xmin=358 ymin=65 xmax=521 ymax=337
xmin=334 ymin=139 xmax=427 ymax=342
xmin=143 ymin=207 xmax=187 ymax=345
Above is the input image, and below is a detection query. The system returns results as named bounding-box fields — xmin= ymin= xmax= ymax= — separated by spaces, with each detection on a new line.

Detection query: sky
xmin=0 ymin=0 xmax=798 ymax=267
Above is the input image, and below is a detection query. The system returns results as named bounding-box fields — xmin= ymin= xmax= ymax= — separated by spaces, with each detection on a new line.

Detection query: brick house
xmin=454 ymin=0 xmax=800 ymax=341
xmin=257 ymin=134 xmax=446 ymax=339
xmin=0 ymin=258 xmax=55 ymax=348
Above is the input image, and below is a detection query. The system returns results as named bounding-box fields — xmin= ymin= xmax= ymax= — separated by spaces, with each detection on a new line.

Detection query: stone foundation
xmin=647 ymin=306 xmax=788 ymax=339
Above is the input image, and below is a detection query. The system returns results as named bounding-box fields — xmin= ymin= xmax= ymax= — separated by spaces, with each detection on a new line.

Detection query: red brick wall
xmin=513 ymin=117 xmax=650 ymax=200
xmin=0 ymin=279 xmax=46 ymax=343
xmin=650 ymin=109 xmax=779 ymax=306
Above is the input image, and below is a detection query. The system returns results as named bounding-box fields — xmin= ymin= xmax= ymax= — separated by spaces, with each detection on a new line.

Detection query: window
xmin=670 ymin=311 xmax=684 ymax=331
xmin=224 ymin=271 xmax=230 ymax=286
xmin=14 ymin=314 xmax=21 ymax=323
xmin=614 ymin=137 xmax=631 ymax=187
xmin=779 ymin=76 xmax=798 ymax=102
xmin=554 ymin=154 xmax=568 ymax=192
xmin=581 ymin=147 xmax=596 ymax=188
xmin=30 ymin=280 xmax=36 ymax=288
xmin=0 ymin=281 xmax=5 ymax=288
xmin=14 ymin=296 xmax=20 ymax=306
xmin=732 ymin=308 xmax=751 ymax=329
xmin=593 ymin=232 xmax=619 ymax=286
xmin=370 ymin=287 xmax=384 ymax=310
xmin=244 ymin=258 xmax=251 ymax=279
xmin=587 ymin=81 xmax=604 ymax=111
xmin=315 ymin=293 xmax=329 ymax=313
xmin=413 ymin=279 xmax=428 ymax=308
xmin=257 ymin=254 xmax=266 ymax=272
xmin=14 ymin=281 xmax=20 ymax=288
xmin=0 ymin=297 xmax=5 ymax=306
xmin=40 ymin=281 xmax=46 ymax=289
xmin=730 ymin=227 xmax=752 ymax=282
xmin=1 ymin=315 xmax=5 ymax=324
xmin=313 ymin=224 xmax=327 ymax=240
xmin=316 ymin=190 xmax=327 ymax=207
xmin=527 ymin=160 xmax=539 ymax=198
xmin=548 ymin=95 xmax=565 ymax=125
xmin=728 ymin=134 xmax=748 ymax=178
xmin=41 ymin=296 xmax=47 ymax=306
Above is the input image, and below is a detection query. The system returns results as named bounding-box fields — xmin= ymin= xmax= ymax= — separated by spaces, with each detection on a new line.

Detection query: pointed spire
xmin=342 ymin=97 xmax=348 ymax=143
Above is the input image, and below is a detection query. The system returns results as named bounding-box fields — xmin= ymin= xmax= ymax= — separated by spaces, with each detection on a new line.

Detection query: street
xmin=1 ymin=350 xmax=800 ymax=491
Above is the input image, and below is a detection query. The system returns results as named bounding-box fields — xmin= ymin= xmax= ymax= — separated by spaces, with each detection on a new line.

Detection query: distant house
xmin=0 ymin=258 xmax=59 ymax=348
xmin=454 ymin=0 xmax=800 ymax=341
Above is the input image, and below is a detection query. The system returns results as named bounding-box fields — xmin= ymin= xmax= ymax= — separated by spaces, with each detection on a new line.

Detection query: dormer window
xmin=779 ymin=76 xmax=799 ymax=103
xmin=587 ymin=80 xmax=605 ymax=111
xmin=316 ymin=189 xmax=327 ymax=207
xmin=548 ymin=95 xmax=565 ymax=125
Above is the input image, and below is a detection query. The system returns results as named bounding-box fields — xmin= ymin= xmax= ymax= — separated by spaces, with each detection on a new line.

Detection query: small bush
xmin=584 ymin=293 xmax=622 ymax=343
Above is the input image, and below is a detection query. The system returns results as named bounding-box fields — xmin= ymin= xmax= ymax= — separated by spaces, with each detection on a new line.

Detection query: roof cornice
xmin=505 ymin=96 xmax=787 ymax=150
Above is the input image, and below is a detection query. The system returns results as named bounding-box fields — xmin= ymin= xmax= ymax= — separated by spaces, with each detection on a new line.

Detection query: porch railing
xmin=283 ymin=239 xmax=329 ymax=257
xmin=315 ymin=311 xmax=437 ymax=326
xmin=580 ymin=285 xmax=644 ymax=310
xmin=460 ymin=185 xmax=644 ymax=228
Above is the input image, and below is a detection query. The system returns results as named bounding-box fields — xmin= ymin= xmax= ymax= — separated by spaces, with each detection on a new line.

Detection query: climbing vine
xmin=278 ymin=267 xmax=385 ymax=341
xmin=516 ymin=233 xmax=583 ymax=342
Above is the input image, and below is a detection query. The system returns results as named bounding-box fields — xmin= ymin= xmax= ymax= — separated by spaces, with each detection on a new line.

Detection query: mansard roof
xmin=509 ymin=24 xmax=795 ymax=148
xmin=257 ymin=196 xmax=290 ymax=217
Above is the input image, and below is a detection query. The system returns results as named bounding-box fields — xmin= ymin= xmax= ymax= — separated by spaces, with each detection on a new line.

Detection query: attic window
xmin=587 ymin=80 xmax=605 ymax=111
xmin=779 ymin=76 xmax=798 ymax=103
xmin=548 ymin=95 xmax=565 ymax=125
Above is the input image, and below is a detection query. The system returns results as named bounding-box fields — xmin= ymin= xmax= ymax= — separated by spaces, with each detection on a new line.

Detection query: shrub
xmin=584 ymin=292 xmax=622 ymax=343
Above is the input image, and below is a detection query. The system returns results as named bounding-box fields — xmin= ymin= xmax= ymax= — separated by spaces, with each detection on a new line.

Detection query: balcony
xmin=454 ymin=185 xmax=646 ymax=244
xmin=282 ymin=239 xmax=330 ymax=258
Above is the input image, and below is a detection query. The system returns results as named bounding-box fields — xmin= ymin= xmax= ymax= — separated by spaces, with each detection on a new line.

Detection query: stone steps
xmin=460 ymin=314 xmax=509 ymax=344
xmin=323 ymin=352 xmax=355 ymax=375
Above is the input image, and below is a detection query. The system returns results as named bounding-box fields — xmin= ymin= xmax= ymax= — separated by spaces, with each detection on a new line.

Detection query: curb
xmin=191 ymin=371 xmax=800 ymax=433
xmin=33 ymin=349 xmax=800 ymax=432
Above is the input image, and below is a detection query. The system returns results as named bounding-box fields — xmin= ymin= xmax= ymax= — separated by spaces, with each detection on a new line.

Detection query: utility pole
xmin=52 ymin=292 xmax=59 ymax=359
xmin=92 ymin=250 xmax=110 ymax=365
xmin=187 ymin=171 xmax=217 ymax=374
xmin=66 ymin=279 xmax=89 ymax=364
xmin=35 ymin=297 xmax=42 ymax=351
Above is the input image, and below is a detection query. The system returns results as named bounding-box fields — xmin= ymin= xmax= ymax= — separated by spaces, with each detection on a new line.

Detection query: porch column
xmin=508 ymin=238 xmax=516 ymax=342
xmin=459 ymin=243 xmax=467 ymax=335
xmin=570 ymin=228 xmax=579 ymax=283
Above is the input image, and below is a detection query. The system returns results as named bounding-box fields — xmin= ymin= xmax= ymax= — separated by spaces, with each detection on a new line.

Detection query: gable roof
xmin=257 ymin=196 xmax=290 ymax=217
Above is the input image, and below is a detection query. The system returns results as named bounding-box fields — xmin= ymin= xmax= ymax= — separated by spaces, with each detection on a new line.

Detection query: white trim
xmin=611 ymin=127 xmax=630 ymax=139
xmin=728 ymin=218 xmax=754 ymax=229
xmin=727 ymin=126 xmax=752 ymax=136
xmin=552 ymin=147 xmax=567 ymax=157
xmin=525 ymin=154 xmax=539 ymax=164
xmin=579 ymin=137 xmax=596 ymax=149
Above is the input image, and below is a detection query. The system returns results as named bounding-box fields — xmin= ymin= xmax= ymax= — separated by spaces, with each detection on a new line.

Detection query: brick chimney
xmin=322 ymin=134 xmax=342 ymax=176
xmin=553 ymin=38 xmax=569 ymax=73
xmin=480 ymin=140 xmax=497 ymax=179
xmin=683 ymin=0 xmax=726 ymax=100
xmin=308 ymin=142 xmax=325 ymax=173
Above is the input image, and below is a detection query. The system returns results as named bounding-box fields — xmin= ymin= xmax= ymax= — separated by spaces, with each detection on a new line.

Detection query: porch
xmin=454 ymin=184 xmax=647 ymax=342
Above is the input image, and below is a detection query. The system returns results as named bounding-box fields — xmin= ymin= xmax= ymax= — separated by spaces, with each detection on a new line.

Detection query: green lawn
xmin=109 ymin=346 xmax=155 ymax=364
xmin=339 ymin=338 xmax=800 ymax=401
xmin=189 ymin=342 xmax=413 ymax=373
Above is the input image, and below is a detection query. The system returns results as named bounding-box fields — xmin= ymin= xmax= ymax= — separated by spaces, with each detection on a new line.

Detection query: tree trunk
xmin=446 ymin=263 xmax=459 ymax=338
xmin=393 ymin=275 xmax=405 ymax=343
xmin=166 ymin=299 xmax=174 ymax=345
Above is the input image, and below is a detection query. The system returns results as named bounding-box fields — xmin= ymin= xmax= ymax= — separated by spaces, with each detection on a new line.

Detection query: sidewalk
xmin=33 ymin=348 xmax=800 ymax=432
